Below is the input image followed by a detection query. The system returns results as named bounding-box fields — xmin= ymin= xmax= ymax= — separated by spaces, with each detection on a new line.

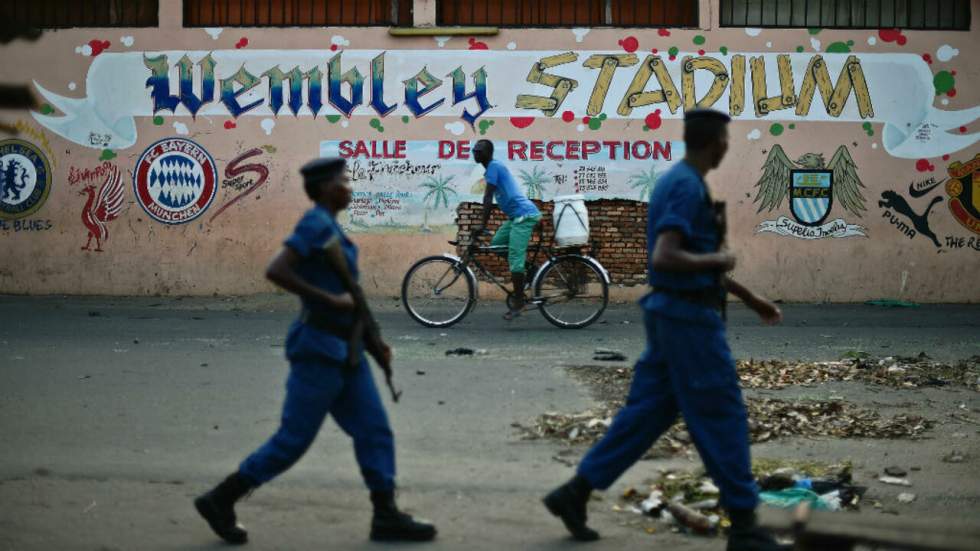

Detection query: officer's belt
xmin=651 ymin=286 xmax=725 ymax=310
xmin=300 ymin=308 xmax=354 ymax=339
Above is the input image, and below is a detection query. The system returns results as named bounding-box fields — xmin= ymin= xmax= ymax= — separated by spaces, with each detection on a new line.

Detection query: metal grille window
xmin=439 ymin=0 xmax=698 ymax=27
xmin=1 ymin=0 xmax=159 ymax=28
xmin=720 ymin=0 xmax=970 ymax=30
xmin=184 ymin=0 xmax=406 ymax=27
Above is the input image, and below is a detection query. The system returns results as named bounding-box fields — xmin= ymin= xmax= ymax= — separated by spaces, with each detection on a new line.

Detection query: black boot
xmin=370 ymin=491 xmax=437 ymax=542
xmin=194 ymin=472 xmax=255 ymax=544
xmin=726 ymin=508 xmax=792 ymax=551
xmin=543 ymin=475 xmax=600 ymax=541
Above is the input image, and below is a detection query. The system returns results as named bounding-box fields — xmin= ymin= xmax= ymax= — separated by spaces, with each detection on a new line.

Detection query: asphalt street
xmin=0 ymin=295 xmax=977 ymax=550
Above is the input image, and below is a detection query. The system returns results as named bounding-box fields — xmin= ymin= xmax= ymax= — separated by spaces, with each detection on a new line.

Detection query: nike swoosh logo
xmin=909 ymin=179 xmax=944 ymax=198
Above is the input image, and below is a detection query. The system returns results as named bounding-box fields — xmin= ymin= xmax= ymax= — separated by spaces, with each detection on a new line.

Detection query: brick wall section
xmin=455 ymin=199 xmax=649 ymax=286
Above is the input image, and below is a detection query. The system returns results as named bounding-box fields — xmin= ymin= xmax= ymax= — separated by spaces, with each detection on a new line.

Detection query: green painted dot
xmin=693 ymin=35 xmax=705 ymax=45
xmin=39 ymin=103 xmax=54 ymax=115
xmin=401 ymin=115 xmax=410 ymax=123
xmin=719 ymin=46 xmax=729 ymax=55
xmin=862 ymin=122 xmax=875 ymax=136
xmin=769 ymin=123 xmax=784 ymax=136
xmin=796 ymin=46 xmax=805 ymax=53
xmin=788 ymin=123 xmax=796 ymax=129
xmin=99 ymin=149 xmax=116 ymax=160
xmin=489 ymin=120 xmax=495 ymax=126
xmin=152 ymin=115 xmax=164 ymax=125
xmin=808 ymin=28 xmax=822 ymax=35
xmin=588 ymin=118 xmax=602 ymax=131
xmin=598 ymin=113 xmax=607 ymax=121
xmin=326 ymin=114 xmax=341 ymax=123
xmin=826 ymin=41 xmax=851 ymax=53
xmin=934 ymin=71 xmax=955 ymax=95
xmin=668 ymin=46 xmax=679 ymax=57
xmin=642 ymin=126 xmax=649 ymax=132
xmin=369 ymin=118 xmax=381 ymax=128
xmin=377 ymin=126 xmax=385 ymax=133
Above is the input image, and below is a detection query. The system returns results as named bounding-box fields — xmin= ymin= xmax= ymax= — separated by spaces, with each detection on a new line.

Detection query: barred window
xmin=184 ymin=0 xmax=407 ymax=27
xmin=438 ymin=0 xmax=698 ymax=27
xmin=1 ymin=0 xmax=159 ymax=28
xmin=720 ymin=0 xmax=970 ymax=30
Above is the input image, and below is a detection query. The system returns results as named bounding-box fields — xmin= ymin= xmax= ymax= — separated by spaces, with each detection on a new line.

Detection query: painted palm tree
xmin=628 ymin=166 xmax=658 ymax=201
xmin=420 ymin=175 xmax=457 ymax=231
xmin=517 ymin=166 xmax=549 ymax=200
xmin=420 ymin=175 xmax=457 ymax=209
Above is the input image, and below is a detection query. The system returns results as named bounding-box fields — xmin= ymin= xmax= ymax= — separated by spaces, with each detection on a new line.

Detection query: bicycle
xmin=401 ymin=226 xmax=610 ymax=329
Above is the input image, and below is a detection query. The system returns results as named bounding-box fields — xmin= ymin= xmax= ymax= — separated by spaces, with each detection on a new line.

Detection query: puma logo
xmin=879 ymin=190 xmax=942 ymax=248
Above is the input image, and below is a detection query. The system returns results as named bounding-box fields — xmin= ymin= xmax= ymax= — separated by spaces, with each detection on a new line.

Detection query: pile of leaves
xmin=514 ymin=358 xmax=940 ymax=451
xmin=738 ymin=354 xmax=980 ymax=391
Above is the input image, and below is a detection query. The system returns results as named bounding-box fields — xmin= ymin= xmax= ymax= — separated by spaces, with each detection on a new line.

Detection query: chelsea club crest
xmin=0 ymin=139 xmax=52 ymax=220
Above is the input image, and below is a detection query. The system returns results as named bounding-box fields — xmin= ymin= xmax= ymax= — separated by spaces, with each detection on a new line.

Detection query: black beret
xmin=300 ymin=157 xmax=347 ymax=184
xmin=684 ymin=108 xmax=732 ymax=124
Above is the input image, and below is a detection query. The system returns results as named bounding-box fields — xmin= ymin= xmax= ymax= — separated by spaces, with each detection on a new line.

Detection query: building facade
xmin=0 ymin=0 xmax=977 ymax=301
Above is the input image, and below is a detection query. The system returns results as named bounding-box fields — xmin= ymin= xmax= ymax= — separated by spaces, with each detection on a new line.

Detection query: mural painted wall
xmin=1 ymin=1 xmax=978 ymax=301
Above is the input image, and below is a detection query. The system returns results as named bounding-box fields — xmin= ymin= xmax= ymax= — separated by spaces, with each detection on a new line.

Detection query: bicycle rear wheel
xmin=401 ymin=256 xmax=476 ymax=328
xmin=533 ymin=256 xmax=608 ymax=329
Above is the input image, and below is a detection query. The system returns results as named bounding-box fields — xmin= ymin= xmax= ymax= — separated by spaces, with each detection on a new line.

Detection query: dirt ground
xmin=0 ymin=295 xmax=978 ymax=550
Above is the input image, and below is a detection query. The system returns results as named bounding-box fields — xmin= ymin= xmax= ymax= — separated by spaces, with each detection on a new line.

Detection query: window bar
xmin=789 ymin=0 xmax=795 ymax=26
xmin=486 ymin=0 xmax=489 ymax=26
xmin=499 ymin=0 xmax=503 ymax=26
xmin=662 ymin=0 xmax=667 ymax=26
xmin=934 ymin=0 xmax=941 ymax=29
xmin=731 ymin=0 xmax=735 ymax=26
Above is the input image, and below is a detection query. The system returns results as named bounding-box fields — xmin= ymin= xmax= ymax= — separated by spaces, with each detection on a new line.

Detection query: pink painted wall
xmin=0 ymin=1 xmax=978 ymax=301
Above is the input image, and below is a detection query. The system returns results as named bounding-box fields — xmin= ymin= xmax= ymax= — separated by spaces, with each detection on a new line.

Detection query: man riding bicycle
xmin=472 ymin=139 xmax=542 ymax=320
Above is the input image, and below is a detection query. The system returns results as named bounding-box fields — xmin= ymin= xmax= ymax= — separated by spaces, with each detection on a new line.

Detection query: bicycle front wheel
xmin=533 ymin=256 xmax=609 ymax=329
xmin=401 ymin=256 xmax=476 ymax=328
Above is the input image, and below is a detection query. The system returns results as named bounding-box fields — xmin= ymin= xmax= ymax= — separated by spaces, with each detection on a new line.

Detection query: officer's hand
xmin=331 ymin=292 xmax=356 ymax=311
xmin=380 ymin=341 xmax=393 ymax=366
xmin=751 ymin=298 xmax=783 ymax=326
xmin=717 ymin=252 xmax=737 ymax=272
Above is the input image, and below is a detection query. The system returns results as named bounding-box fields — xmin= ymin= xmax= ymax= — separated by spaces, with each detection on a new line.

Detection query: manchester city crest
xmin=134 ymin=137 xmax=218 ymax=224
xmin=789 ymin=169 xmax=833 ymax=227
xmin=0 ymin=139 xmax=52 ymax=220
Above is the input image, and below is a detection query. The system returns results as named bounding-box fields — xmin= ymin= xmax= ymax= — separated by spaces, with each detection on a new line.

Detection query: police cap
xmin=300 ymin=157 xmax=347 ymax=185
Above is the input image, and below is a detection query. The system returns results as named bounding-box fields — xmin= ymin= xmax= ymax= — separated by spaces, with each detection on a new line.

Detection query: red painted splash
xmin=561 ymin=111 xmax=575 ymax=123
xmin=948 ymin=88 xmax=958 ymax=98
xmin=644 ymin=109 xmax=663 ymax=131
xmin=88 ymin=39 xmax=111 ymax=56
xmin=651 ymin=48 xmax=659 ymax=54
xmin=619 ymin=36 xmax=639 ymax=53
xmin=509 ymin=117 xmax=535 ymax=129
xmin=960 ymin=126 xmax=968 ymax=133
xmin=468 ymin=37 xmax=489 ymax=50
xmin=943 ymin=155 xmax=951 ymax=161
xmin=235 ymin=37 xmax=249 ymax=49
xmin=657 ymin=28 xmax=671 ymax=37
xmin=223 ymin=120 xmax=236 ymax=130
xmin=922 ymin=53 xmax=932 ymax=64
xmin=698 ymin=49 xmax=706 ymax=56
xmin=915 ymin=159 xmax=934 ymax=172
xmin=582 ymin=116 xmax=591 ymax=124
xmin=878 ymin=28 xmax=907 ymax=46
xmin=330 ymin=44 xmax=338 ymax=51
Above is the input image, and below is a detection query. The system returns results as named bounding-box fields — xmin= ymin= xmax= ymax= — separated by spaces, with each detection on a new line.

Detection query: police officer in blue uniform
xmin=543 ymin=109 xmax=789 ymax=551
xmin=194 ymin=158 xmax=436 ymax=544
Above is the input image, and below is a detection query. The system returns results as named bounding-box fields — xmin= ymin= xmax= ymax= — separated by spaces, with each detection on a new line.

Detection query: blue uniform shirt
xmin=642 ymin=160 xmax=723 ymax=324
xmin=485 ymin=160 xmax=540 ymax=219
xmin=282 ymin=205 xmax=358 ymax=362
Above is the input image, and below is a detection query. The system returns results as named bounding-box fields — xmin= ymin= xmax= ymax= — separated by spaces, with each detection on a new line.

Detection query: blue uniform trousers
xmin=578 ymin=308 xmax=758 ymax=510
xmin=239 ymin=357 xmax=396 ymax=492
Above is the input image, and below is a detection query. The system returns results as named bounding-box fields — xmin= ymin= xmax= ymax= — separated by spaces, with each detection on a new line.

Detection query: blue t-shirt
xmin=282 ymin=205 xmax=358 ymax=362
xmin=485 ymin=160 xmax=540 ymax=219
xmin=642 ymin=160 xmax=723 ymax=324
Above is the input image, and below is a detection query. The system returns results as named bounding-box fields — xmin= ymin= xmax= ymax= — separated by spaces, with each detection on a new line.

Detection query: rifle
xmin=712 ymin=199 xmax=728 ymax=321
xmin=320 ymin=242 xmax=402 ymax=403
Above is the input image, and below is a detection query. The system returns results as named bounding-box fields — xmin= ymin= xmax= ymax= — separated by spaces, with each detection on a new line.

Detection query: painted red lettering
xmin=602 ymin=141 xmax=620 ymax=160
xmin=546 ymin=141 xmax=562 ymax=160
xmin=438 ymin=141 xmax=455 ymax=159
xmin=653 ymin=141 xmax=671 ymax=160
xmin=581 ymin=141 xmax=599 ymax=159
xmin=529 ymin=141 xmax=544 ymax=161
xmin=338 ymin=141 xmax=353 ymax=157
xmin=352 ymin=140 xmax=369 ymax=158
xmin=566 ymin=140 xmax=581 ymax=160
xmin=508 ymin=141 xmax=527 ymax=160
xmin=632 ymin=141 xmax=651 ymax=159
xmin=394 ymin=140 xmax=406 ymax=158
xmin=457 ymin=141 xmax=471 ymax=159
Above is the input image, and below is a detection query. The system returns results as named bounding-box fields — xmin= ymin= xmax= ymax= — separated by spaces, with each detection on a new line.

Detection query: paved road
xmin=0 ymin=296 xmax=977 ymax=550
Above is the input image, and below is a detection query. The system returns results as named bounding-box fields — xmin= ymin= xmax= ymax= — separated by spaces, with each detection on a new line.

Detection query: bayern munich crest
xmin=134 ymin=137 xmax=217 ymax=224
xmin=0 ymin=139 xmax=52 ymax=220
